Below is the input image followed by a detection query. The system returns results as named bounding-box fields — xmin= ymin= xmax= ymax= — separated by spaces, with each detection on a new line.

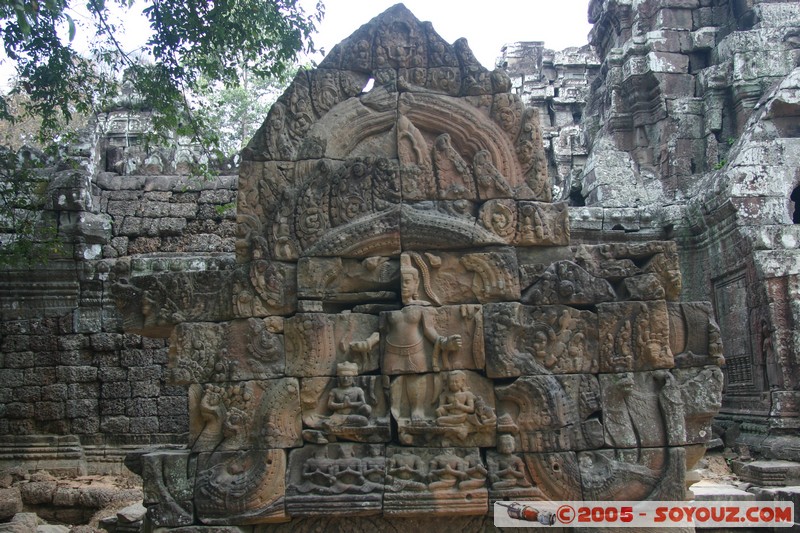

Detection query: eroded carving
xmin=599 ymin=301 xmax=674 ymax=372
xmin=286 ymin=443 xmax=384 ymax=516
xmin=131 ymin=5 xmax=727 ymax=526
xmin=485 ymin=303 xmax=597 ymax=377
xmin=285 ymin=313 xmax=380 ymax=376
xmin=496 ymin=374 xmax=603 ymax=452
xmin=195 ymin=449 xmax=287 ymax=524
xmin=522 ymin=260 xmax=614 ymax=306
xmin=384 ymin=446 xmax=488 ymax=516
xmin=399 ymin=249 xmax=520 ymax=305
xmin=301 ymin=363 xmax=391 ymax=444
xmin=142 ymin=450 xmax=196 ymax=527
xmin=391 ymin=370 xmax=496 ymax=447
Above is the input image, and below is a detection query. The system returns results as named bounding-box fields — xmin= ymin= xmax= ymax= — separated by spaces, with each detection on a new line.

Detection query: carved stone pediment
xmin=133 ymin=4 xmax=725 ymax=526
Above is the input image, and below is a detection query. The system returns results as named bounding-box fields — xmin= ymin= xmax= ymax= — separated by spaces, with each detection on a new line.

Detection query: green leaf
xmin=14 ymin=7 xmax=32 ymax=35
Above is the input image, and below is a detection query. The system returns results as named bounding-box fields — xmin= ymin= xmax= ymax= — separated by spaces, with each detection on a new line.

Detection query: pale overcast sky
xmin=303 ymin=0 xmax=594 ymax=68
xmin=1 ymin=1 xmax=593 ymax=90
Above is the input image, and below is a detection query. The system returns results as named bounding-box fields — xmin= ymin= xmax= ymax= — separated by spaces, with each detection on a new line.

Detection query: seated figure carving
xmin=386 ymin=451 xmax=428 ymax=492
xmin=324 ymin=362 xmax=372 ymax=429
xmin=490 ymin=435 xmax=533 ymax=490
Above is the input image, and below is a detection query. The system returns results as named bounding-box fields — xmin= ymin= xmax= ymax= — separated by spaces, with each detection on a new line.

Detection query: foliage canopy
xmin=0 ymin=0 xmax=322 ymax=265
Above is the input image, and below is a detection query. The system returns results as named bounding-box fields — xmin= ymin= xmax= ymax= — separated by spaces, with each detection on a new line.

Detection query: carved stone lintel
xmin=399 ymin=247 xmax=508 ymax=313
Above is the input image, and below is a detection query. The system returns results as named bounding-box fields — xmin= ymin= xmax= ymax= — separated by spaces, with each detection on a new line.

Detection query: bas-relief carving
xmin=130 ymin=5 xmax=729 ymax=526
xmin=672 ymin=366 xmax=724 ymax=445
xmin=142 ymin=450 xmax=196 ymax=527
xmin=384 ymin=446 xmax=488 ymax=516
xmin=231 ymin=261 xmax=297 ymax=318
xmin=579 ymin=447 xmax=686 ymax=501
xmin=599 ymin=372 xmax=667 ymax=449
xmin=399 ymin=250 xmax=520 ymax=305
xmin=668 ymin=302 xmax=726 ymax=368
xmin=188 ymin=379 xmax=301 ymax=452
xmin=301 ymin=364 xmax=391 ymax=444
xmin=380 ymin=305 xmax=483 ymax=374
xmin=484 ymin=303 xmax=598 ymax=377
xmin=478 ymin=200 xmax=570 ymax=246
xmin=285 ymin=313 xmax=380 ymax=376
xmin=391 ymin=370 xmax=496 ymax=447
xmin=573 ymin=242 xmax=682 ymax=300
xmin=286 ymin=443 xmax=384 ymax=516
xmin=495 ymin=374 xmax=603 ymax=453
xmin=298 ymin=257 xmax=400 ymax=301
xmin=523 ymin=452 xmax=582 ymax=501
xmin=487 ymin=435 xmax=544 ymax=503
xmin=598 ymin=301 xmax=674 ymax=372
xmin=521 ymin=260 xmax=615 ymax=306
xmin=600 ymin=367 xmax=723 ymax=449
xmin=170 ymin=319 xmax=284 ymax=384
xmin=112 ymin=271 xmax=234 ymax=337
xmin=195 ymin=449 xmax=287 ymax=524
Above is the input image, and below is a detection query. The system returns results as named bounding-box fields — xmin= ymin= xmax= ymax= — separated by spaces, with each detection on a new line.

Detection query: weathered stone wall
xmin=499 ymin=0 xmax=800 ymax=455
xmin=0 ymin=109 xmax=239 ymax=473
xmin=499 ymin=42 xmax=600 ymax=202
xmin=112 ymin=5 xmax=725 ymax=529
xmin=1 ymin=0 xmax=798 ymax=485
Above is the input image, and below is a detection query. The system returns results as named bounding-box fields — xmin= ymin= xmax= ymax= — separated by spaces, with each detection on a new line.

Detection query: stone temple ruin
xmin=1 ymin=0 xmax=800 ymax=530
xmin=114 ymin=4 xmax=725 ymax=526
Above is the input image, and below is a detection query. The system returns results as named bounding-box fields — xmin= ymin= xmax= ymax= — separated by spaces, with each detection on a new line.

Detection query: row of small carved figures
xmin=294 ymin=438 xmax=532 ymax=495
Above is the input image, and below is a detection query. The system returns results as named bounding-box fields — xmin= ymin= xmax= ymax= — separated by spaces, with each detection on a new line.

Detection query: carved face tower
xmin=146 ymin=4 xmax=724 ymax=526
